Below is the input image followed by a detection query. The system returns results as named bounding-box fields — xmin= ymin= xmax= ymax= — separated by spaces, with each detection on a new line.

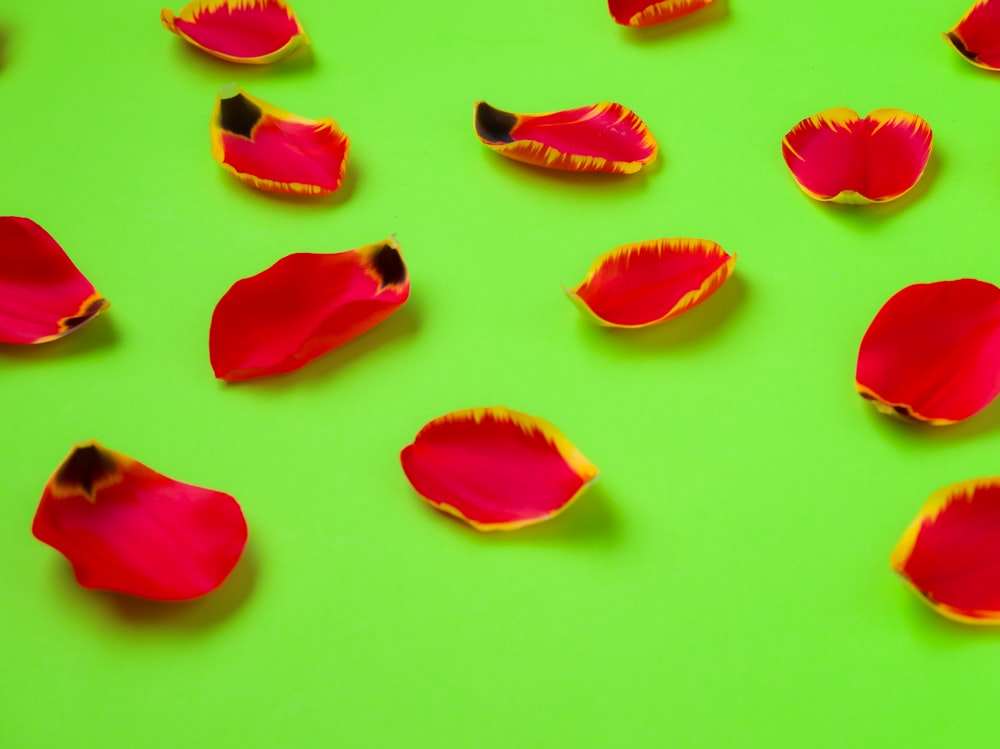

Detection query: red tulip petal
xmin=566 ymin=238 xmax=735 ymax=328
xmin=474 ymin=101 xmax=657 ymax=175
xmin=0 ymin=217 xmax=109 ymax=344
xmin=400 ymin=407 xmax=599 ymax=531
xmin=210 ymin=85 xmax=350 ymax=195
xmin=161 ymin=0 xmax=307 ymax=64
xmin=781 ymin=108 xmax=932 ymax=204
xmin=891 ymin=477 xmax=1000 ymax=624
xmin=945 ymin=0 xmax=1000 ymax=70
xmin=855 ymin=279 xmax=1000 ymax=424
xmin=608 ymin=0 xmax=716 ymax=26
xmin=210 ymin=238 xmax=408 ymax=382
xmin=32 ymin=441 xmax=247 ymax=601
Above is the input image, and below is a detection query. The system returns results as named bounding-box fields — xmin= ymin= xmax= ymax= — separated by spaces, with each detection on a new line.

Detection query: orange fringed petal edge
xmin=567 ymin=238 xmax=735 ymax=327
xmin=945 ymin=0 xmax=1000 ymax=70
xmin=0 ymin=217 xmax=109 ymax=344
xmin=210 ymin=84 xmax=350 ymax=195
xmin=891 ymin=477 xmax=1000 ymax=624
xmin=161 ymin=0 xmax=307 ymax=64
xmin=474 ymin=100 xmax=657 ymax=175
xmin=608 ymin=0 xmax=716 ymax=27
xmin=400 ymin=407 xmax=598 ymax=531
xmin=32 ymin=441 xmax=248 ymax=601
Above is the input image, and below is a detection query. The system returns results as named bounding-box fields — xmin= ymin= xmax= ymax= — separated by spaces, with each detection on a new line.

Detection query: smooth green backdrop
xmin=3 ymin=1 xmax=1000 ymax=746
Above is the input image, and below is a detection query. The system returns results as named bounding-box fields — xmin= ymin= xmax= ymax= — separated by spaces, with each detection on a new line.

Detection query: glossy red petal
xmin=161 ymin=0 xmax=307 ymax=63
xmin=0 ymin=217 xmax=108 ymax=344
xmin=891 ymin=477 xmax=1000 ymax=623
xmin=400 ymin=407 xmax=598 ymax=531
xmin=474 ymin=101 xmax=657 ymax=175
xmin=567 ymin=238 xmax=735 ymax=327
xmin=210 ymin=85 xmax=349 ymax=195
xmin=32 ymin=441 xmax=247 ymax=601
xmin=945 ymin=0 xmax=1000 ymax=70
xmin=210 ymin=238 xmax=408 ymax=382
xmin=781 ymin=108 xmax=932 ymax=204
xmin=608 ymin=0 xmax=716 ymax=26
xmin=855 ymin=279 xmax=1000 ymax=424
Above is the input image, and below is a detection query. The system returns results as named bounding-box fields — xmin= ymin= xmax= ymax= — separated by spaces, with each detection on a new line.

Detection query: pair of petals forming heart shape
xmin=33 ymin=441 xmax=248 ymax=601
xmin=855 ymin=279 xmax=1000 ymax=425
xmin=0 ymin=217 xmax=108 ymax=344
xmin=162 ymin=0 xmax=307 ymax=64
xmin=782 ymin=108 xmax=933 ymax=204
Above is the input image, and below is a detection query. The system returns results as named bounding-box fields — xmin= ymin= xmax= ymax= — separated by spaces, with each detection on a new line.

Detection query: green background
xmin=3 ymin=1 xmax=1000 ymax=746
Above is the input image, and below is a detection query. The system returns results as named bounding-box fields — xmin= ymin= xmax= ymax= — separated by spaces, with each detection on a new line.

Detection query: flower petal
xmin=945 ymin=0 xmax=1000 ymax=70
xmin=161 ymin=0 xmax=307 ymax=64
xmin=566 ymin=238 xmax=735 ymax=328
xmin=210 ymin=238 xmax=409 ymax=382
xmin=210 ymin=84 xmax=350 ymax=195
xmin=474 ymin=101 xmax=657 ymax=175
xmin=781 ymin=107 xmax=932 ymax=203
xmin=855 ymin=279 xmax=1000 ymax=424
xmin=0 ymin=217 xmax=108 ymax=344
xmin=400 ymin=407 xmax=598 ymax=531
xmin=32 ymin=441 xmax=247 ymax=601
xmin=608 ymin=0 xmax=716 ymax=27
xmin=891 ymin=477 xmax=1000 ymax=623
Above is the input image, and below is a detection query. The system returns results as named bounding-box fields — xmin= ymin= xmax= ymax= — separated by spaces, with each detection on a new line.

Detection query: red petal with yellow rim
xmin=161 ymin=0 xmax=307 ymax=64
xmin=400 ymin=407 xmax=598 ymax=531
xmin=0 ymin=217 xmax=108 ymax=344
xmin=474 ymin=101 xmax=657 ymax=175
xmin=567 ymin=238 xmax=735 ymax=327
xmin=608 ymin=0 xmax=716 ymax=26
xmin=210 ymin=238 xmax=409 ymax=382
xmin=945 ymin=0 xmax=1000 ymax=70
xmin=891 ymin=477 xmax=1000 ymax=624
xmin=210 ymin=85 xmax=350 ymax=195
xmin=855 ymin=279 xmax=1000 ymax=424
xmin=781 ymin=108 xmax=932 ymax=204
xmin=32 ymin=441 xmax=247 ymax=601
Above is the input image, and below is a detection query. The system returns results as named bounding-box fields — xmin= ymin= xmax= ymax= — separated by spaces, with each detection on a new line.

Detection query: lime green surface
xmin=3 ymin=1 xmax=1000 ymax=746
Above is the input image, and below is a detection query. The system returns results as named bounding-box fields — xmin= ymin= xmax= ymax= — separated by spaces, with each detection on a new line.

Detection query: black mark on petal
xmin=372 ymin=244 xmax=407 ymax=288
xmin=946 ymin=32 xmax=978 ymax=62
xmin=55 ymin=445 xmax=118 ymax=500
xmin=475 ymin=102 xmax=517 ymax=144
xmin=220 ymin=94 xmax=262 ymax=138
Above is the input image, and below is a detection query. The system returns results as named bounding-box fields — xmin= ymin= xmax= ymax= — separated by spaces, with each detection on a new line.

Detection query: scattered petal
xmin=781 ymin=107 xmax=932 ymax=204
xmin=855 ymin=279 xmax=1000 ymax=424
xmin=945 ymin=0 xmax=1000 ymax=70
xmin=608 ymin=0 xmax=716 ymax=27
xmin=210 ymin=84 xmax=350 ymax=195
xmin=474 ymin=100 xmax=657 ymax=175
xmin=566 ymin=238 xmax=735 ymax=327
xmin=161 ymin=0 xmax=307 ymax=64
xmin=32 ymin=441 xmax=247 ymax=601
xmin=210 ymin=238 xmax=409 ymax=381
xmin=0 ymin=217 xmax=108 ymax=344
xmin=400 ymin=407 xmax=598 ymax=531
xmin=891 ymin=477 xmax=1000 ymax=623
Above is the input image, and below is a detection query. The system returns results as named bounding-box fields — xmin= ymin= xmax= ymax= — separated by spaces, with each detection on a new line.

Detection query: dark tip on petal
xmin=55 ymin=444 xmax=119 ymax=501
xmin=372 ymin=244 xmax=407 ymax=288
xmin=219 ymin=93 xmax=263 ymax=138
xmin=60 ymin=296 xmax=106 ymax=333
xmin=893 ymin=405 xmax=913 ymax=418
xmin=946 ymin=31 xmax=977 ymax=62
xmin=859 ymin=392 xmax=875 ymax=401
xmin=474 ymin=102 xmax=517 ymax=144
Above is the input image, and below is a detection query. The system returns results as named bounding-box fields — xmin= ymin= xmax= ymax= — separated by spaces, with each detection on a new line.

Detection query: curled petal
xmin=32 ymin=441 xmax=247 ymax=601
xmin=474 ymin=100 xmax=657 ymax=175
xmin=0 ymin=217 xmax=108 ymax=344
xmin=945 ymin=1 xmax=1000 ymax=70
xmin=891 ymin=477 xmax=1000 ymax=623
xmin=400 ymin=407 xmax=598 ymax=531
xmin=210 ymin=238 xmax=409 ymax=382
xmin=855 ymin=279 xmax=1000 ymax=424
xmin=210 ymin=84 xmax=350 ymax=195
xmin=781 ymin=107 xmax=932 ymax=204
xmin=608 ymin=0 xmax=716 ymax=27
xmin=567 ymin=238 xmax=735 ymax=327
xmin=161 ymin=0 xmax=307 ymax=64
